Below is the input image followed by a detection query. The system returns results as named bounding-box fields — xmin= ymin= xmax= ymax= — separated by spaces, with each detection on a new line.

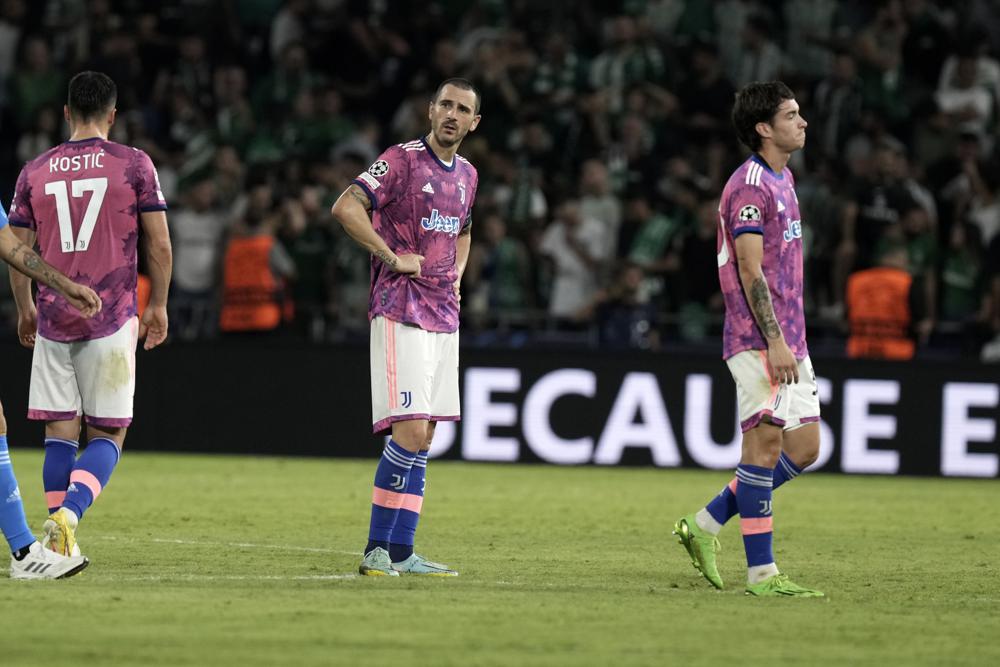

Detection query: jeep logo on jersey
xmin=368 ymin=160 xmax=389 ymax=177
xmin=738 ymin=204 xmax=761 ymax=221
xmin=421 ymin=208 xmax=461 ymax=234
xmin=783 ymin=218 xmax=802 ymax=242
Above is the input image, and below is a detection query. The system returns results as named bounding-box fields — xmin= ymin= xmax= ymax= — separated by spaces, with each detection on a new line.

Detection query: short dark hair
xmin=731 ymin=81 xmax=794 ymax=152
xmin=433 ymin=77 xmax=481 ymax=114
xmin=67 ymin=71 xmax=117 ymax=121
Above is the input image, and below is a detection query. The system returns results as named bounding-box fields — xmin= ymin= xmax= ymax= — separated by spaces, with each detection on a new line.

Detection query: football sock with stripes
xmin=0 ymin=434 xmax=35 ymax=554
xmin=43 ymin=438 xmax=79 ymax=514
xmin=62 ymin=437 xmax=120 ymax=520
xmin=390 ymin=449 xmax=427 ymax=563
xmin=364 ymin=440 xmax=415 ymax=555
xmin=735 ymin=464 xmax=778 ymax=583
xmin=698 ymin=451 xmax=803 ymax=534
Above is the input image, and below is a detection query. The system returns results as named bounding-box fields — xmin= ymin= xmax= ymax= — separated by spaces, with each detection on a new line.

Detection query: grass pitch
xmin=1 ymin=450 xmax=997 ymax=666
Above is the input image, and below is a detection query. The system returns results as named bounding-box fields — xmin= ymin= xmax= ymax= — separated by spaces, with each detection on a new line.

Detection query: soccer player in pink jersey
xmin=332 ymin=78 xmax=480 ymax=576
xmin=0 ymin=202 xmax=99 ymax=579
xmin=7 ymin=71 xmax=173 ymax=559
xmin=673 ymin=82 xmax=824 ymax=597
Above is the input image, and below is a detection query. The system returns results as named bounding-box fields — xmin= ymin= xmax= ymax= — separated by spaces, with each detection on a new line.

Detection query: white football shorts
xmin=370 ymin=315 xmax=460 ymax=434
xmin=27 ymin=317 xmax=139 ymax=428
xmin=726 ymin=350 xmax=820 ymax=433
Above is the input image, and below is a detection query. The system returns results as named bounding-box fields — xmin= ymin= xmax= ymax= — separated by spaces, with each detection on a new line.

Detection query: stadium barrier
xmin=1 ymin=341 xmax=996 ymax=478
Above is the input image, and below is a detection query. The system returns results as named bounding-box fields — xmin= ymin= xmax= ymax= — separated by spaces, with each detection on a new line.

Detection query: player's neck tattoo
xmin=749 ymin=276 xmax=783 ymax=340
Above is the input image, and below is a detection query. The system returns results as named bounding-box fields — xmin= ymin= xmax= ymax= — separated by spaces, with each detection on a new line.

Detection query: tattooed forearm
xmin=10 ymin=242 xmax=66 ymax=290
xmin=374 ymin=249 xmax=397 ymax=269
xmin=748 ymin=276 xmax=783 ymax=340
xmin=23 ymin=251 xmax=40 ymax=271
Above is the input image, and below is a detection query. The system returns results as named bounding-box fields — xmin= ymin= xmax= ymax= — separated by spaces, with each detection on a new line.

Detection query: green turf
xmin=1 ymin=450 xmax=997 ymax=666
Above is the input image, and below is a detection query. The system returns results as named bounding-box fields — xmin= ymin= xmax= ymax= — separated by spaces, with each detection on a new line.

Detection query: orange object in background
xmin=137 ymin=273 xmax=151 ymax=320
xmin=219 ymin=235 xmax=285 ymax=332
xmin=846 ymin=267 xmax=915 ymax=360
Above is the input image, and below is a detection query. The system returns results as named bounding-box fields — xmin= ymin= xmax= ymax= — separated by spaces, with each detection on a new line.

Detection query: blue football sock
xmin=705 ymin=478 xmax=738 ymax=526
xmin=773 ymin=451 xmax=803 ymax=488
xmin=705 ymin=451 xmax=803 ymax=526
xmin=62 ymin=437 xmax=120 ymax=520
xmin=364 ymin=440 xmax=415 ymax=555
xmin=735 ymin=464 xmax=775 ymax=568
xmin=390 ymin=449 xmax=427 ymax=562
xmin=0 ymin=435 xmax=35 ymax=554
xmin=43 ymin=438 xmax=78 ymax=513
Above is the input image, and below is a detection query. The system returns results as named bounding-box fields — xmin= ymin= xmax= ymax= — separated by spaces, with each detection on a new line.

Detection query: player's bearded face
xmin=429 ymin=86 xmax=480 ymax=147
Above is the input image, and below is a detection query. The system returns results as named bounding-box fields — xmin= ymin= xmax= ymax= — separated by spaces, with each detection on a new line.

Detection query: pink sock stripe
xmin=70 ymin=469 xmax=103 ymax=499
xmin=371 ymin=486 xmax=405 ymax=509
xmin=45 ymin=491 xmax=66 ymax=508
xmin=400 ymin=493 xmax=423 ymax=514
xmin=727 ymin=478 xmax=738 ymax=493
xmin=740 ymin=516 xmax=773 ymax=535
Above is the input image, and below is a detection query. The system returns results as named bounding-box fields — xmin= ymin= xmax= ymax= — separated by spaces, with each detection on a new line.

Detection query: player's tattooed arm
xmin=347 ymin=184 xmax=373 ymax=216
xmin=748 ymin=276 xmax=782 ymax=340
xmin=374 ymin=249 xmax=398 ymax=269
xmin=332 ymin=182 xmax=423 ymax=275
xmin=6 ymin=239 xmax=65 ymax=290
xmin=734 ymin=231 xmax=785 ymax=342
xmin=5 ymin=225 xmax=38 ymax=333
xmin=344 ymin=186 xmax=397 ymax=267
xmin=734 ymin=230 xmax=797 ymax=383
xmin=1 ymin=226 xmax=101 ymax=319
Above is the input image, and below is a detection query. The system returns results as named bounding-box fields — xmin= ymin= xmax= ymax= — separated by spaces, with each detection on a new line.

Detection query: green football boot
xmin=672 ymin=514 xmax=724 ymax=589
xmin=359 ymin=547 xmax=399 ymax=577
xmin=745 ymin=573 xmax=824 ymax=597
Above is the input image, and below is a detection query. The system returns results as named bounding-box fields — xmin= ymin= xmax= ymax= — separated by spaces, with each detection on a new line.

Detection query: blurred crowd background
xmin=1 ymin=0 xmax=999 ymax=360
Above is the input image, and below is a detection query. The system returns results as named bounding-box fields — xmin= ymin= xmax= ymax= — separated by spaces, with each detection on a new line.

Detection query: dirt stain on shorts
xmin=101 ymin=350 xmax=132 ymax=392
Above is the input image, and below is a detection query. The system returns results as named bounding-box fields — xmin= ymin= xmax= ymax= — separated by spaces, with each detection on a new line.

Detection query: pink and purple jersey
xmin=353 ymin=137 xmax=478 ymax=333
xmin=9 ymin=137 xmax=167 ymax=342
xmin=717 ymin=155 xmax=807 ymax=360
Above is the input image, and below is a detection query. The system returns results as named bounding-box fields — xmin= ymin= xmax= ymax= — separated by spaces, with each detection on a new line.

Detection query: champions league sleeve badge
xmin=738 ymin=204 xmax=761 ymax=222
xmin=368 ymin=160 xmax=390 ymax=177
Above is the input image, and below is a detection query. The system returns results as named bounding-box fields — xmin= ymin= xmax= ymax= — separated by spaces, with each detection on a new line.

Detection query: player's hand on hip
xmin=16 ymin=304 xmax=38 ymax=349
xmin=766 ymin=338 xmax=799 ymax=385
xmin=453 ymin=278 xmax=461 ymax=301
xmin=394 ymin=253 xmax=424 ymax=277
xmin=64 ymin=283 xmax=102 ymax=319
xmin=139 ymin=305 xmax=168 ymax=350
